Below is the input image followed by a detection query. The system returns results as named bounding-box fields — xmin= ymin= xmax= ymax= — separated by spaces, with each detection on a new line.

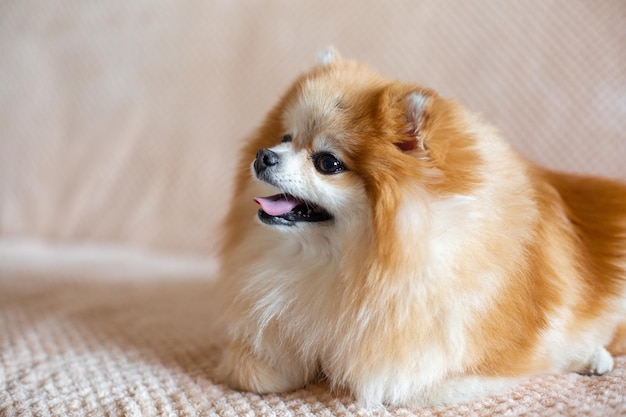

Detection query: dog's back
xmin=545 ymin=170 xmax=626 ymax=353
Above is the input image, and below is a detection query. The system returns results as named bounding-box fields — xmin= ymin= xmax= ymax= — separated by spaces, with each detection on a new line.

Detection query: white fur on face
xmin=252 ymin=81 xmax=367 ymax=231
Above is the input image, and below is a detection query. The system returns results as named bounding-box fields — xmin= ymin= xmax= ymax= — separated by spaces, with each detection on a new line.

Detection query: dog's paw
xmin=573 ymin=346 xmax=614 ymax=376
xmin=215 ymin=340 xmax=308 ymax=393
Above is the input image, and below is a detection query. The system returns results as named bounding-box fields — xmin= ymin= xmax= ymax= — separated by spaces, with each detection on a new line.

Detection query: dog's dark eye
xmin=313 ymin=153 xmax=344 ymax=175
xmin=281 ymin=134 xmax=293 ymax=143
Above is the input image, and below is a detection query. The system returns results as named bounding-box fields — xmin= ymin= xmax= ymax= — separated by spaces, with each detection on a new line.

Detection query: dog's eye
xmin=313 ymin=153 xmax=345 ymax=175
xmin=281 ymin=134 xmax=293 ymax=143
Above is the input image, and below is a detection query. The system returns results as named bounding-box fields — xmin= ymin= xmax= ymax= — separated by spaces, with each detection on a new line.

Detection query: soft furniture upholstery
xmin=1 ymin=1 xmax=625 ymax=415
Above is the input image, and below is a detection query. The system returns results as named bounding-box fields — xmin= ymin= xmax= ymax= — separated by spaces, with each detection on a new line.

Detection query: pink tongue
xmin=254 ymin=195 xmax=301 ymax=216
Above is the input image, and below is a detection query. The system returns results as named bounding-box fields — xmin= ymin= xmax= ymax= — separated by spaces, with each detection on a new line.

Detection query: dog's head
xmin=249 ymin=50 xmax=484 ymax=242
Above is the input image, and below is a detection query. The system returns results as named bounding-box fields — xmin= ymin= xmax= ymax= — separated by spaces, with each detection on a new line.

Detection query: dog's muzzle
xmin=252 ymin=148 xmax=333 ymax=226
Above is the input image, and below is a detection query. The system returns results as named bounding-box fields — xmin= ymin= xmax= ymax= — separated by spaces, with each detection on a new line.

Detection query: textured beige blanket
xmin=1 ymin=242 xmax=625 ymax=416
xmin=1 ymin=1 xmax=625 ymax=415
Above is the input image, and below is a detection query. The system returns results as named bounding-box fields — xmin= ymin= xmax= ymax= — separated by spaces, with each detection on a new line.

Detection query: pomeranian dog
xmin=214 ymin=49 xmax=626 ymax=407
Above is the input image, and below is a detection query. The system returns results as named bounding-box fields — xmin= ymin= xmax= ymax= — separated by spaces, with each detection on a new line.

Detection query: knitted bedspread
xmin=1 ymin=241 xmax=624 ymax=417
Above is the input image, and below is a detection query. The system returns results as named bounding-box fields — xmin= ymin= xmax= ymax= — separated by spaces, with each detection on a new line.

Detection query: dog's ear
xmin=316 ymin=46 xmax=341 ymax=67
xmin=395 ymin=90 xmax=433 ymax=153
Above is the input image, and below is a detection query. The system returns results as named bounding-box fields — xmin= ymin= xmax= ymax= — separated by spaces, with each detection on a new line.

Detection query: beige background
xmin=1 ymin=1 xmax=625 ymax=256
xmin=1 ymin=2 xmax=626 ymax=416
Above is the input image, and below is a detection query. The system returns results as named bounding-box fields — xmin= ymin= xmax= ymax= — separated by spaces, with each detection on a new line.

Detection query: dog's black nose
xmin=254 ymin=148 xmax=279 ymax=174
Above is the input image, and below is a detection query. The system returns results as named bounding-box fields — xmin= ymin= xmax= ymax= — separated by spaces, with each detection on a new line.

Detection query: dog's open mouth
xmin=254 ymin=194 xmax=332 ymax=226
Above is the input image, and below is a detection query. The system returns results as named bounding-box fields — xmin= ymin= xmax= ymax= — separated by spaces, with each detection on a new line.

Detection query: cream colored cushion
xmin=1 ymin=1 xmax=625 ymax=416
xmin=1 ymin=0 xmax=624 ymax=254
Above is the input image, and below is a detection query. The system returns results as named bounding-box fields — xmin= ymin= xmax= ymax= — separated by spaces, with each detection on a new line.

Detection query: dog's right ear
xmin=394 ymin=90 xmax=434 ymax=153
xmin=316 ymin=46 xmax=341 ymax=67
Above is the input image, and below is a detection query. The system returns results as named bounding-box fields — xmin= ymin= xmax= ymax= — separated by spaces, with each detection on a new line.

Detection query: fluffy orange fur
xmin=214 ymin=51 xmax=626 ymax=407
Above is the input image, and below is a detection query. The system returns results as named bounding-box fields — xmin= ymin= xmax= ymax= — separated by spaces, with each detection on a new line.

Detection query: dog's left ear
xmin=316 ymin=46 xmax=341 ymax=67
xmin=395 ymin=90 xmax=433 ymax=153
